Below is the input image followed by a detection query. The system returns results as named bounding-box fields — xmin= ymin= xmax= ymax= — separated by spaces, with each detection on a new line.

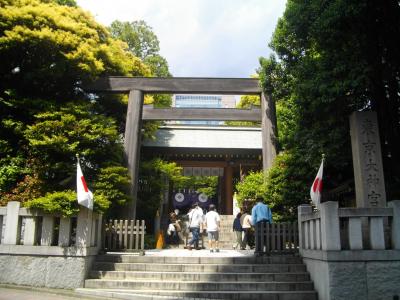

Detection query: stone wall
xmin=0 ymin=254 xmax=95 ymax=289
xmin=298 ymin=201 xmax=400 ymax=300
xmin=303 ymin=254 xmax=400 ymax=300
xmin=0 ymin=202 xmax=102 ymax=289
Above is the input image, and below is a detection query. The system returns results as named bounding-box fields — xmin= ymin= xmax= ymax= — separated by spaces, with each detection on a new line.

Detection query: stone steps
xmin=178 ymin=215 xmax=238 ymax=250
xmin=92 ymin=262 xmax=307 ymax=273
xmin=84 ymin=279 xmax=314 ymax=291
xmin=95 ymin=254 xmax=303 ymax=264
xmin=76 ymin=288 xmax=318 ymax=300
xmin=90 ymin=270 xmax=310 ymax=282
xmin=78 ymin=253 xmax=317 ymax=300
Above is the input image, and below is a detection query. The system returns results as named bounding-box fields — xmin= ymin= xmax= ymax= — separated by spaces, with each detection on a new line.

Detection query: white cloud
xmin=76 ymin=0 xmax=287 ymax=77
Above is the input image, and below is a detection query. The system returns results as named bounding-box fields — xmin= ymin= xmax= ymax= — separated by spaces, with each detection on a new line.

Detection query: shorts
xmin=207 ymin=231 xmax=219 ymax=241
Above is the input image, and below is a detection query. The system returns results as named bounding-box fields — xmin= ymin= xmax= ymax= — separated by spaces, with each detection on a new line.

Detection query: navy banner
xmin=172 ymin=192 xmax=216 ymax=209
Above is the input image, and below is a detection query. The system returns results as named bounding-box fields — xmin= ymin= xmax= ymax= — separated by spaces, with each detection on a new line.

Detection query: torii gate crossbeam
xmin=86 ymin=77 xmax=277 ymax=219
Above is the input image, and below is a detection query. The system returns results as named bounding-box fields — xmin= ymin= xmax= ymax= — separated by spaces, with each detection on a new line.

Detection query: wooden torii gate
xmin=88 ymin=77 xmax=277 ymax=219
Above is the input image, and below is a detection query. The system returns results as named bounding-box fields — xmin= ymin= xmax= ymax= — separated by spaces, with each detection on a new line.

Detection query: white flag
xmin=310 ymin=159 xmax=324 ymax=206
xmin=77 ymin=159 xmax=93 ymax=210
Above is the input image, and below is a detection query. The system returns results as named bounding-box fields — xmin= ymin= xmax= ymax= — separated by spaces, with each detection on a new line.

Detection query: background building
xmin=171 ymin=94 xmax=236 ymax=125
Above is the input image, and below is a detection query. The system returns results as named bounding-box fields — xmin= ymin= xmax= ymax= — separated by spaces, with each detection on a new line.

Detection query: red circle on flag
xmin=313 ymin=178 xmax=323 ymax=193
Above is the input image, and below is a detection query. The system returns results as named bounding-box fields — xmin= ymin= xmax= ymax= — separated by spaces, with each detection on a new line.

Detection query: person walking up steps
xmin=204 ymin=204 xmax=221 ymax=253
xmin=232 ymin=212 xmax=243 ymax=250
xmin=241 ymin=210 xmax=253 ymax=250
xmin=251 ymin=197 xmax=273 ymax=255
xmin=186 ymin=202 xmax=204 ymax=250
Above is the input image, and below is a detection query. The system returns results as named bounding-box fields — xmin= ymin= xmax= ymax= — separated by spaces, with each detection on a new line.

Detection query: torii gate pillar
xmin=261 ymin=92 xmax=278 ymax=171
xmin=124 ymin=90 xmax=144 ymax=220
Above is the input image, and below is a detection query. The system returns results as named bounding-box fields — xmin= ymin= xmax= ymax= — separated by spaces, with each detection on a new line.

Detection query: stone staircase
xmin=217 ymin=215 xmax=236 ymax=249
xmin=76 ymin=252 xmax=318 ymax=300
xmin=174 ymin=215 xmax=238 ymax=249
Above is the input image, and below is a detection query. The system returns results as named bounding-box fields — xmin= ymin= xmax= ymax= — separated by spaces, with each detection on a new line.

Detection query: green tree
xmin=258 ymin=0 xmax=400 ymax=215
xmin=0 ymin=0 xmax=149 ymax=215
xmin=109 ymin=20 xmax=160 ymax=60
xmin=136 ymin=158 xmax=183 ymax=222
xmin=235 ymin=171 xmax=267 ymax=208
xmin=225 ymin=95 xmax=261 ymax=127
xmin=109 ymin=20 xmax=172 ymax=110
xmin=0 ymin=0 xmax=149 ymax=100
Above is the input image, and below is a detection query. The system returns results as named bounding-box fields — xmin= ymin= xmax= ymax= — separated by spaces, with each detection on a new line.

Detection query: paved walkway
xmin=144 ymin=248 xmax=255 ymax=257
xmin=0 ymin=285 xmax=103 ymax=300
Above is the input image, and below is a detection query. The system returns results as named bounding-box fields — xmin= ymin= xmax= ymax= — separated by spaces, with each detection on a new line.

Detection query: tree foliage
xmin=0 ymin=0 xmax=152 ymax=215
xmin=257 ymin=0 xmax=400 ymax=216
xmin=24 ymin=190 xmax=79 ymax=217
xmin=235 ymin=171 xmax=267 ymax=207
xmin=93 ymin=166 xmax=132 ymax=216
xmin=0 ymin=0 xmax=149 ymax=100
xmin=109 ymin=20 xmax=160 ymax=60
xmin=109 ymin=20 xmax=172 ymax=111
xmin=174 ymin=176 xmax=219 ymax=199
xmin=225 ymin=95 xmax=261 ymax=127
xmin=136 ymin=158 xmax=183 ymax=222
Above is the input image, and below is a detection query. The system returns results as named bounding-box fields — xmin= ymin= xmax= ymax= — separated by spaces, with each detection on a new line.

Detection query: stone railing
xmin=298 ymin=201 xmax=400 ymax=251
xmin=0 ymin=201 xmax=102 ymax=288
xmin=297 ymin=201 xmax=400 ymax=300
xmin=0 ymin=201 xmax=102 ymax=253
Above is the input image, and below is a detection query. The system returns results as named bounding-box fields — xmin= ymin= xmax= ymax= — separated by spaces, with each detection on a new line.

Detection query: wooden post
xmin=124 ymin=89 xmax=144 ymax=220
xmin=261 ymin=92 xmax=277 ymax=171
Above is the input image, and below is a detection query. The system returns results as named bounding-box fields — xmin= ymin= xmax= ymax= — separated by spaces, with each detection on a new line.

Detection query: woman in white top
xmin=241 ymin=212 xmax=253 ymax=250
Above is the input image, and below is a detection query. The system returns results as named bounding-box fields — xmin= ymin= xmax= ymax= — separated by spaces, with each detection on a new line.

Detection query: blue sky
xmin=76 ymin=0 xmax=287 ymax=78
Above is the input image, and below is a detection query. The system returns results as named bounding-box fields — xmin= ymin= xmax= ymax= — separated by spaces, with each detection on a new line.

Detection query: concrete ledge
xmin=0 ymin=284 xmax=106 ymax=300
xmin=302 ymin=249 xmax=400 ymax=261
xmin=0 ymin=255 xmax=96 ymax=289
xmin=0 ymin=245 xmax=99 ymax=256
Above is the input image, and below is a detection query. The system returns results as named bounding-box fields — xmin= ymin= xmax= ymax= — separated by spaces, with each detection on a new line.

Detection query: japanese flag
xmin=77 ymin=159 xmax=93 ymax=210
xmin=310 ymin=159 xmax=324 ymax=206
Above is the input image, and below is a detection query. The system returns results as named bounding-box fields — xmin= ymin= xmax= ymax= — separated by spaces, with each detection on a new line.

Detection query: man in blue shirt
xmin=251 ymin=197 xmax=272 ymax=254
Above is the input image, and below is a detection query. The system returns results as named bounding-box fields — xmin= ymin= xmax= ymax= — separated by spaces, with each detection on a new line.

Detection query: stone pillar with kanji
xmin=350 ymin=111 xmax=387 ymax=207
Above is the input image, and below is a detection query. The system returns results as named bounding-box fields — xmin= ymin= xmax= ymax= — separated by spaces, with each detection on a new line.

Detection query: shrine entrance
xmin=87 ymin=77 xmax=277 ymax=219
xmin=142 ymin=125 xmax=263 ymax=215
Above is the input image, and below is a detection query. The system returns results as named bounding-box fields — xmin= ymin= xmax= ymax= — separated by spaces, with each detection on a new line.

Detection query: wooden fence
xmin=255 ymin=222 xmax=299 ymax=254
xmin=103 ymin=219 xmax=146 ymax=251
